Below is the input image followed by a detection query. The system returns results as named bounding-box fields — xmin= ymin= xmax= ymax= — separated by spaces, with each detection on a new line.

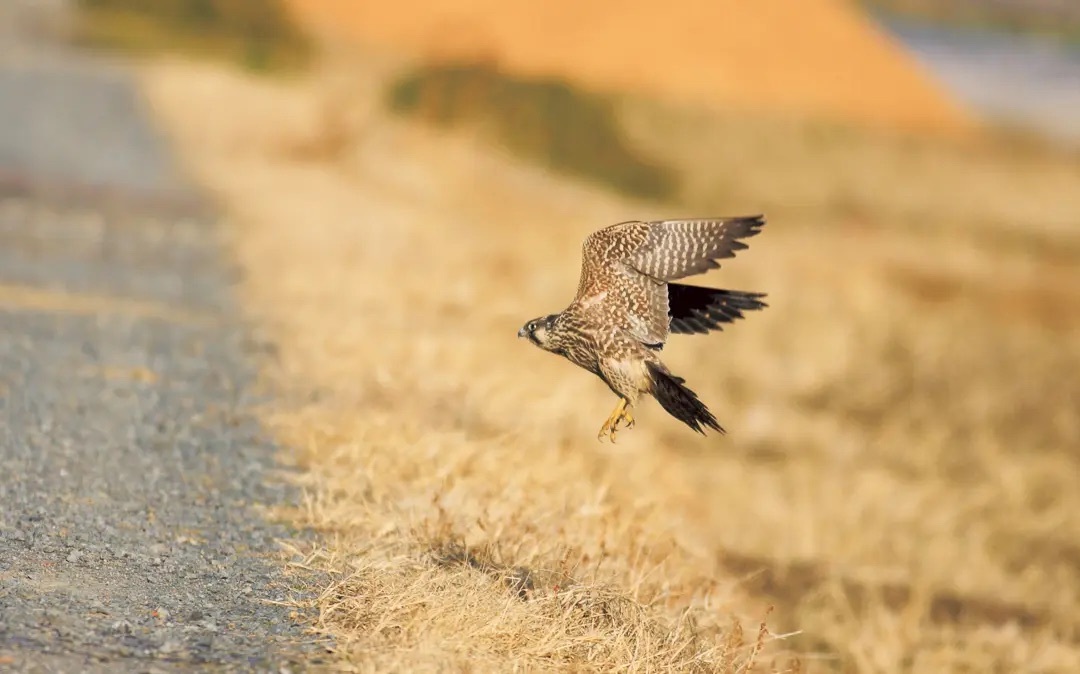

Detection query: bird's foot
xmin=597 ymin=419 xmax=617 ymax=443
xmin=597 ymin=400 xmax=633 ymax=442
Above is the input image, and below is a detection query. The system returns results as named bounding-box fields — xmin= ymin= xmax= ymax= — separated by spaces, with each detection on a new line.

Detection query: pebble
xmin=158 ymin=639 xmax=182 ymax=655
xmin=109 ymin=620 xmax=132 ymax=635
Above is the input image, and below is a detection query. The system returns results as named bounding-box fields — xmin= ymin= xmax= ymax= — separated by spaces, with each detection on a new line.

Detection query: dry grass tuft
xmin=279 ymin=475 xmax=784 ymax=671
xmin=141 ymin=47 xmax=1080 ymax=672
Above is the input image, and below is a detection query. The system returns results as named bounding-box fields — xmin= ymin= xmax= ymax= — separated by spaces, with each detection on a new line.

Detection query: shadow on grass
xmin=719 ymin=548 xmax=1074 ymax=635
xmin=386 ymin=62 xmax=679 ymax=201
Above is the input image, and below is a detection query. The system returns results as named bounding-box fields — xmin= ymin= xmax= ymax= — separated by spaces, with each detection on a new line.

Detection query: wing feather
xmin=574 ymin=221 xmax=650 ymax=301
xmin=668 ymin=283 xmax=768 ymax=335
xmin=570 ymin=216 xmax=765 ymax=348
xmin=629 ymin=216 xmax=765 ymax=281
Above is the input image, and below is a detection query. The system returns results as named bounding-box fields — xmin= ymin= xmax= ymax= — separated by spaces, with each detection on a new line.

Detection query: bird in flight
xmin=518 ymin=216 xmax=767 ymax=441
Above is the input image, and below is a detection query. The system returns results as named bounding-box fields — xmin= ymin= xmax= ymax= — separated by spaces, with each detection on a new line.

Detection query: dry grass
xmin=141 ymin=48 xmax=1080 ymax=672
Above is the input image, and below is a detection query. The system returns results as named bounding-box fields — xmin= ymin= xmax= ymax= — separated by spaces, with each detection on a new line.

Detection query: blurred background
xmin=6 ymin=0 xmax=1079 ymax=671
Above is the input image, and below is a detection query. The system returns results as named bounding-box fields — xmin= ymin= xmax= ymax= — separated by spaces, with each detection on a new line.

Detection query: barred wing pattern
xmin=628 ymin=216 xmax=765 ymax=281
xmin=573 ymin=215 xmax=765 ymax=348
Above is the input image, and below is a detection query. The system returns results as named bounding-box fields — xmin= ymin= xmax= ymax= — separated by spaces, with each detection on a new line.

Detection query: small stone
xmin=153 ymin=607 xmax=170 ymax=623
xmin=157 ymin=639 xmax=182 ymax=655
xmin=110 ymin=620 xmax=132 ymax=635
xmin=66 ymin=550 xmax=82 ymax=564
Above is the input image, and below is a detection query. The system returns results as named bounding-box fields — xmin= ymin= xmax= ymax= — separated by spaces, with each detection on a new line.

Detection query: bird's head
xmin=518 ymin=314 xmax=559 ymax=352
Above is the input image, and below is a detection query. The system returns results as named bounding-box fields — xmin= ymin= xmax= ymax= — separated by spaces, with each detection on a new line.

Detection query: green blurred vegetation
xmin=74 ymin=0 xmax=310 ymax=72
xmin=386 ymin=63 xmax=678 ymax=201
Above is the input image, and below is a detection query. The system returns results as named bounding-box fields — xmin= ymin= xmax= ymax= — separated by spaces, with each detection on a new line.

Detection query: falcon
xmin=518 ymin=216 xmax=767 ymax=441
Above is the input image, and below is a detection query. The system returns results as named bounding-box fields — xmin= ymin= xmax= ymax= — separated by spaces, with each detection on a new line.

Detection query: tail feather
xmin=668 ymin=283 xmax=767 ymax=335
xmin=646 ymin=362 xmax=724 ymax=435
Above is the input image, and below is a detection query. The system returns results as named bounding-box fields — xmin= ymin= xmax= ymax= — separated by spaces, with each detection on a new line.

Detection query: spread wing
xmin=573 ymin=215 xmax=765 ymax=347
xmin=667 ymin=284 xmax=768 ymax=335
xmin=628 ymin=216 xmax=765 ymax=281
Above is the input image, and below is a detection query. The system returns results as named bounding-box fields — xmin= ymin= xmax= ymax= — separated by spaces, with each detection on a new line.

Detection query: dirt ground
xmin=141 ymin=46 xmax=1080 ymax=672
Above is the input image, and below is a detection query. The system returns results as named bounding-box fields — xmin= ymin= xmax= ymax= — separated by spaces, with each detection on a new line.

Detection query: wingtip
xmin=714 ymin=214 xmax=766 ymax=239
xmin=741 ymin=214 xmax=766 ymax=232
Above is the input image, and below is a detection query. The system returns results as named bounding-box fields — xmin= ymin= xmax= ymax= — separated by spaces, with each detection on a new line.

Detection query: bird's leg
xmin=597 ymin=398 xmax=628 ymax=442
xmin=619 ymin=404 xmax=635 ymax=430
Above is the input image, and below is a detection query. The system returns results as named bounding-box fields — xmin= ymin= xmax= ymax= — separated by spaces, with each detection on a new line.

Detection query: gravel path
xmin=0 ymin=4 xmax=316 ymax=671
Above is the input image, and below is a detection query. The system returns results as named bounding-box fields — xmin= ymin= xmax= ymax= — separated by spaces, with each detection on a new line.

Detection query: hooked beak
xmin=517 ymin=326 xmax=528 ymax=339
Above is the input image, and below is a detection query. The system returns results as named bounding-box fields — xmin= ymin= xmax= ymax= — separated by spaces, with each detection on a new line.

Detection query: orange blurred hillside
xmin=286 ymin=0 xmax=976 ymax=134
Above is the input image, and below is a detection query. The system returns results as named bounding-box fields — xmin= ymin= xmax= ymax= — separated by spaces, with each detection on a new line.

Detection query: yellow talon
xmin=596 ymin=422 xmax=609 ymax=442
xmin=597 ymin=399 xmax=632 ymax=442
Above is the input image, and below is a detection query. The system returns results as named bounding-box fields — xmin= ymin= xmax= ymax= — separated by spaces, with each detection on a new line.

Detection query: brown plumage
xmin=518 ymin=215 xmax=767 ymax=441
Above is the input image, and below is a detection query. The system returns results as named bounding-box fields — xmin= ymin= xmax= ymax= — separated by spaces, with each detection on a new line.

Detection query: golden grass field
xmin=141 ymin=47 xmax=1080 ymax=672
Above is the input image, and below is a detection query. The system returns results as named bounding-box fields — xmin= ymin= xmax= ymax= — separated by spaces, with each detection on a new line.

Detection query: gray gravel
xmin=0 ymin=3 xmax=320 ymax=671
xmin=878 ymin=13 xmax=1080 ymax=146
